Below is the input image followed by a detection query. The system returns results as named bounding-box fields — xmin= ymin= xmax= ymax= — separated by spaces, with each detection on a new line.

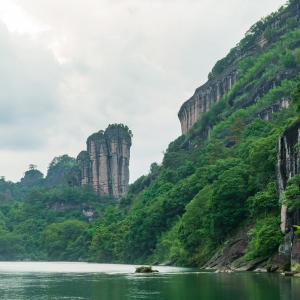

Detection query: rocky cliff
xmin=19 ymin=169 xmax=43 ymax=189
xmin=178 ymin=68 xmax=239 ymax=134
xmin=74 ymin=124 xmax=132 ymax=199
xmin=276 ymin=118 xmax=300 ymax=269
xmin=178 ymin=2 xmax=300 ymax=135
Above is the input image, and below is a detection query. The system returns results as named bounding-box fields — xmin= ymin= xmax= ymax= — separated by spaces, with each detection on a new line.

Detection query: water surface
xmin=0 ymin=262 xmax=299 ymax=300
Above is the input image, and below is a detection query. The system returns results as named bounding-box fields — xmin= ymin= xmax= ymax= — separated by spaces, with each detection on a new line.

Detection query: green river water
xmin=0 ymin=262 xmax=299 ymax=300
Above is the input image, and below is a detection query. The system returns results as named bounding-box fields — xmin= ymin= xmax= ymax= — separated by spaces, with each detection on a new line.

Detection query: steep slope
xmin=178 ymin=1 xmax=300 ymax=136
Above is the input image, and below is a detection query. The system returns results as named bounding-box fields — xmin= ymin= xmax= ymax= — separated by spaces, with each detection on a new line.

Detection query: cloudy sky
xmin=0 ymin=0 xmax=285 ymax=183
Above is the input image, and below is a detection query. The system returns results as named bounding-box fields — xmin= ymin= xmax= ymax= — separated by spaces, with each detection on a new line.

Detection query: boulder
xmin=135 ymin=266 xmax=158 ymax=273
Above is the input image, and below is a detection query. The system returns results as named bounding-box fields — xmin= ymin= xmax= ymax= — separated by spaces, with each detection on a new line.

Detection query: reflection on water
xmin=0 ymin=262 xmax=299 ymax=300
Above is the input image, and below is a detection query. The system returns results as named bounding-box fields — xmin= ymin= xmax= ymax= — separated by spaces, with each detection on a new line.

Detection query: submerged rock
xmin=135 ymin=266 xmax=158 ymax=273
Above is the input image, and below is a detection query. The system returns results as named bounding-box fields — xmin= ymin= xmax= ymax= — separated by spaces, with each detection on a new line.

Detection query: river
xmin=0 ymin=262 xmax=299 ymax=300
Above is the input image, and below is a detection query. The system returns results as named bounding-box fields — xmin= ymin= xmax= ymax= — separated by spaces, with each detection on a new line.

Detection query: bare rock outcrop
xmin=19 ymin=169 xmax=43 ymax=188
xmin=178 ymin=69 xmax=239 ymax=135
xmin=178 ymin=2 xmax=300 ymax=136
xmin=276 ymin=118 xmax=300 ymax=270
xmin=72 ymin=124 xmax=132 ymax=200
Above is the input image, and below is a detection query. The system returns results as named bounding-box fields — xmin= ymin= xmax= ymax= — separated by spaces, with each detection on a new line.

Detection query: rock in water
xmin=135 ymin=266 xmax=158 ymax=273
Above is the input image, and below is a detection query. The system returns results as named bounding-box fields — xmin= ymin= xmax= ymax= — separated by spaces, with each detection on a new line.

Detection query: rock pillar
xmin=75 ymin=125 xmax=132 ymax=200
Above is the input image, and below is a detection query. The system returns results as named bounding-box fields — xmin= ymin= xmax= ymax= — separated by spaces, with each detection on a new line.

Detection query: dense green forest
xmin=1 ymin=0 xmax=300 ymax=266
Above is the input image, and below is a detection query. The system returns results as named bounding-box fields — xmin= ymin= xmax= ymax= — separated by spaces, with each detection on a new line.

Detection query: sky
xmin=0 ymin=0 xmax=286 ymax=183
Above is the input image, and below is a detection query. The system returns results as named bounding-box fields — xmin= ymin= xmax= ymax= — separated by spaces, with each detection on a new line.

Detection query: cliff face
xmin=43 ymin=165 xmax=72 ymax=187
xmin=105 ymin=127 xmax=131 ymax=199
xmin=19 ymin=169 xmax=43 ymax=188
xmin=178 ymin=69 xmax=239 ymax=134
xmin=276 ymin=119 xmax=300 ymax=268
xmin=178 ymin=2 xmax=300 ymax=136
xmin=75 ymin=125 xmax=132 ymax=199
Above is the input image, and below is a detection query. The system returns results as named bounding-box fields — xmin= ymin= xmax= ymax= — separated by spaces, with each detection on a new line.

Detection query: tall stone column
xmin=87 ymin=133 xmax=110 ymax=196
xmin=105 ymin=127 xmax=132 ymax=199
xmin=76 ymin=151 xmax=91 ymax=186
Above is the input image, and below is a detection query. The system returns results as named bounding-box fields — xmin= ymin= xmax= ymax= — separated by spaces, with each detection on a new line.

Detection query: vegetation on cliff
xmin=0 ymin=1 xmax=300 ymax=265
xmin=88 ymin=124 xmax=133 ymax=141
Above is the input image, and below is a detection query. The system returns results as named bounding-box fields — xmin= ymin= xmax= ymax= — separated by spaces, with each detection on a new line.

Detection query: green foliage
xmin=0 ymin=2 xmax=299 ymax=266
xmin=127 ymin=175 xmax=146 ymax=195
xmin=281 ymin=50 xmax=297 ymax=68
xmin=294 ymin=142 xmax=300 ymax=152
xmin=0 ymin=232 xmax=25 ymax=260
xmin=87 ymin=130 xmax=105 ymax=140
xmin=166 ymin=135 xmax=185 ymax=153
xmin=243 ymin=118 xmax=270 ymax=139
xmin=239 ymin=56 xmax=256 ymax=76
xmin=149 ymin=162 xmax=160 ymax=174
xmin=291 ymin=74 xmax=300 ymax=112
xmin=264 ymin=27 xmax=276 ymax=43
xmin=48 ymin=154 xmax=76 ymax=171
xmin=39 ymin=219 xmax=88 ymax=260
xmin=179 ymin=185 xmax=215 ymax=265
xmin=88 ymin=124 xmax=133 ymax=140
xmin=225 ymin=118 xmax=245 ymax=144
xmin=282 ymin=174 xmax=300 ymax=210
xmin=286 ymin=17 xmax=298 ymax=30
xmin=150 ymin=219 xmax=188 ymax=265
xmin=246 ymin=216 xmax=283 ymax=259
xmin=247 ymin=182 xmax=279 ymax=218
xmin=29 ymin=164 xmax=37 ymax=170
xmin=210 ymin=165 xmax=250 ymax=240
xmin=24 ymin=168 xmax=43 ymax=179
xmin=293 ymin=225 xmax=300 ymax=234
xmin=209 ymin=57 xmax=228 ymax=79
xmin=106 ymin=123 xmax=133 ymax=137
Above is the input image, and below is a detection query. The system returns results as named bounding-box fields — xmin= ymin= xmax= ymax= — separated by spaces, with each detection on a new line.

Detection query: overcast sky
xmin=0 ymin=0 xmax=286 ymax=183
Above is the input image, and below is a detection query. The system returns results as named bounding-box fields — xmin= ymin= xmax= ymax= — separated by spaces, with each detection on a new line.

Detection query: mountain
xmin=1 ymin=0 xmax=300 ymax=271
xmin=69 ymin=124 xmax=132 ymax=199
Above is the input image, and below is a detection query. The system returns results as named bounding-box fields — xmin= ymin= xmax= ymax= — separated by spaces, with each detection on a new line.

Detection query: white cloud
xmin=0 ymin=0 xmax=286 ymax=182
xmin=0 ymin=0 xmax=47 ymax=34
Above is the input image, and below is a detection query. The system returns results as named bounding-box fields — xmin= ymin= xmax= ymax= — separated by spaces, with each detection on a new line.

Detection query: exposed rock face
xmin=276 ymin=119 xmax=300 ymax=269
xmin=46 ymin=201 xmax=95 ymax=221
xmin=19 ymin=170 xmax=43 ymax=188
xmin=87 ymin=134 xmax=110 ymax=196
xmin=202 ymin=225 xmax=272 ymax=272
xmin=76 ymin=151 xmax=91 ymax=186
xmin=43 ymin=164 xmax=72 ymax=187
xmin=178 ymin=2 xmax=300 ymax=136
xmin=105 ymin=127 xmax=131 ymax=198
xmin=178 ymin=69 xmax=298 ymax=136
xmin=75 ymin=125 xmax=132 ymax=199
xmin=254 ymin=97 xmax=290 ymax=122
xmin=178 ymin=69 xmax=239 ymax=135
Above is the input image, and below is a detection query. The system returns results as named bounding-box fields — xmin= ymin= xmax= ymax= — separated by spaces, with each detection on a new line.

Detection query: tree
xmin=149 ymin=162 xmax=160 ymax=174
xmin=225 ymin=118 xmax=245 ymax=144
xmin=264 ymin=26 xmax=276 ymax=43
xmin=48 ymin=154 xmax=76 ymax=170
xmin=246 ymin=217 xmax=283 ymax=259
xmin=39 ymin=219 xmax=88 ymax=260
xmin=282 ymin=50 xmax=296 ymax=68
xmin=286 ymin=17 xmax=298 ymax=30
xmin=282 ymin=174 xmax=300 ymax=211
xmin=29 ymin=164 xmax=37 ymax=170
xmin=291 ymin=73 xmax=300 ymax=112
xmin=210 ymin=165 xmax=249 ymax=241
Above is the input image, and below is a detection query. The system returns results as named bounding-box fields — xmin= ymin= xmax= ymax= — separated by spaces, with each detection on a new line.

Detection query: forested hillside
xmin=1 ymin=0 xmax=300 ymax=268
